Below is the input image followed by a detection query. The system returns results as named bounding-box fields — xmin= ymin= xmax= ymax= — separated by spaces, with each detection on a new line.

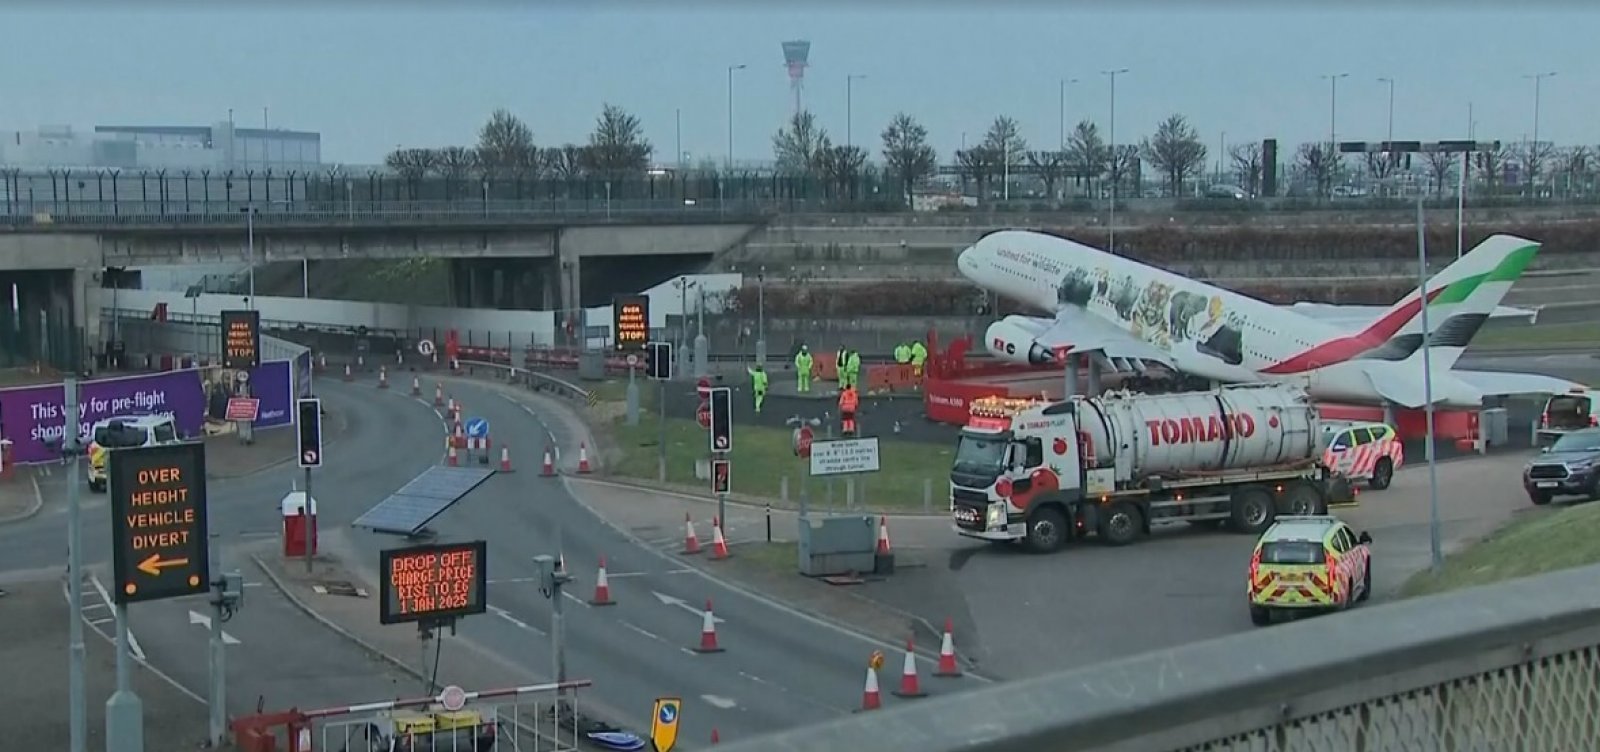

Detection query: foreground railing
xmin=716 ymin=562 xmax=1600 ymax=752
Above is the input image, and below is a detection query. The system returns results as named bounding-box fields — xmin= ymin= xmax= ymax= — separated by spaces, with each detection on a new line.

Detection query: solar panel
xmin=352 ymin=466 xmax=495 ymax=536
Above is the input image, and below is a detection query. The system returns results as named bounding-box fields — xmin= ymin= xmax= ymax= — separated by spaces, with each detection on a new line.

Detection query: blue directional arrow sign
xmin=651 ymin=697 xmax=681 ymax=752
xmin=466 ymin=418 xmax=489 ymax=438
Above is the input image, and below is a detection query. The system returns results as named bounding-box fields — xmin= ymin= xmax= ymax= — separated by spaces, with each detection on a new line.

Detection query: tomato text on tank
xmin=1146 ymin=414 xmax=1257 ymax=446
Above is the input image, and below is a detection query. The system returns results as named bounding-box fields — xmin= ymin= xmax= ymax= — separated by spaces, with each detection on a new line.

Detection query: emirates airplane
xmin=958 ymin=229 xmax=1583 ymax=408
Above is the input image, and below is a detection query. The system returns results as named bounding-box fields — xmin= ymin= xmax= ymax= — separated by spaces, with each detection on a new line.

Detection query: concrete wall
xmin=110 ymin=317 xmax=310 ymax=362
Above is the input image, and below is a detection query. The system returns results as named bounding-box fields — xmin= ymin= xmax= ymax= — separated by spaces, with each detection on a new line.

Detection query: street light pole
xmin=846 ymin=74 xmax=867 ymax=149
xmin=1321 ymin=72 xmax=1349 ymax=146
xmin=726 ymin=64 xmax=747 ymax=172
xmin=1102 ymin=68 xmax=1129 ymax=253
xmin=1377 ymin=77 xmax=1396 ymax=143
xmin=756 ymin=267 xmax=766 ymax=366
xmin=1416 ymin=194 xmax=1441 ymax=571
xmin=243 ymin=206 xmax=256 ymax=309
xmin=1058 ymin=77 xmax=1078 ymax=151
xmin=1524 ymin=71 xmax=1556 ymax=169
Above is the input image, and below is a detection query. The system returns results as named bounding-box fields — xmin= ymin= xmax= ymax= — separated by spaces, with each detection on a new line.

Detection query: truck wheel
xmin=88 ymin=479 xmax=104 ymax=493
xmin=1024 ymin=507 xmax=1068 ymax=553
xmin=1097 ymin=502 xmax=1143 ymax=546
xmin=1280 ymin=481 xmax=1326 ymax=516
xmin=1249 ymin=604 xmax=1271 ymax=626
xmin=1229 ymin=486 xmax=1276 ymax=534
xmin=1529 ymin=491 xmax=1553 ymax=506
xmin=1369 ymin=458 xmax=1394 ymax=491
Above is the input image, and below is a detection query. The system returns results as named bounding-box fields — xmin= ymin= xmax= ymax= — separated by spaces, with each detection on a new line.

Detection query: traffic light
xmin=296 ymin=398 xmax=323 ymax=468
xmin=711 ymin=459 xmax=731 ymax=495
xmin=647 ymin=341 xmax=672 ymax=380
xmin=708 ymin=386 xmax=732 ymax=453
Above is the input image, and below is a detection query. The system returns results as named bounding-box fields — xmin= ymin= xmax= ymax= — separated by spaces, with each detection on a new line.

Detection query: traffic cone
xmin=891 ymin=638 xmax=927 ymax=698
xmin=453 ymin=422 xmax=465 ymax=449
xmin=589 ymin=555 xmax=615 ymax=606
xmin=710 ymin=518 xmax=730 ymax=560
xmin=683 ymin=514 xmax=702 ymax=555
xmin=317 ymin=354 xmax=326 ymax=372
xmin=859 ymin=666 xmax=882 ymax=711
xmin=377 ymin=366 xmax=389 ymax=389
xmin=541 ymin=446 xmax=556 ymax=477
xmin=499 ymin=445 xmax=514 ymax=473
xmin=434 ymin=383 xmax=444 ymax=407
xmin=446 ymin=443 xmax=459 ymax=467
xmin=577 ymin=442 xmax=592 ymax=474
xmin=447 ymin=396 xmax=456 ymax=416
xmin=693 ymin=599 xmax=724 ymax=653
xmin=411 ymin=376 xmax=421 ymax=396
xmin=342 ymin=363 xmax=352 ymax=382
xmin=935 ymin=618 xmax=963 ymax=678
xmin=876 ymin=516 xmax=893 ymax=556
xmin=710 ymin=728 xmax=720 ymax=745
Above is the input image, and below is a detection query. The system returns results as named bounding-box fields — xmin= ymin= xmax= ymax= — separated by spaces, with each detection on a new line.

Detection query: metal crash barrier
xmin=455 ymin=359 xmax=593 ymax=409
xmin=232 ymin=679 xmax=591 ymax=752
xmin=712 ymin=563 xmax=1600 ymax=752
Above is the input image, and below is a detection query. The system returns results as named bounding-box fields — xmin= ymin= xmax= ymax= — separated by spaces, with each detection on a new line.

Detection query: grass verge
xmin=1470 ymin=321 xmax=1600 ymax=349
xmin=1400 ymin=502 xmax=1600 ymax=597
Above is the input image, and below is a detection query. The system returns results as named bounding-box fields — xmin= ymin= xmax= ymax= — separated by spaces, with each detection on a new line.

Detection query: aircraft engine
xmin=985 ymin=318 xmax=1064 ymax=366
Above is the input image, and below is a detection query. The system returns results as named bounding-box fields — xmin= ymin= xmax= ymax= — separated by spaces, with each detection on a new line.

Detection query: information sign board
xmin=109 ymin=442 xmax=211 ymax=605
xmin=220 ymin=309 xmax=261 ymax=369
xmin=808 ymin=437 xmax=881 ymax=476
xmin=612 ymin=295 xmax=649 ymax=353
xmin=379 ymin=540 xmax=488 ymax=625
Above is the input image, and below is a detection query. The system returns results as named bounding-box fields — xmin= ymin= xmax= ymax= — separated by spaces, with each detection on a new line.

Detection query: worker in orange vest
xmin=838 ymin=384 xmax=859 ymax=436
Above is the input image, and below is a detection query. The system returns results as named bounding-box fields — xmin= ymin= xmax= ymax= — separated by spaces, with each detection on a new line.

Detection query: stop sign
xmin=795 ymin=425 xmax=814 ymax=458
xmin=697 ymin=405 xmax=711 ymax=428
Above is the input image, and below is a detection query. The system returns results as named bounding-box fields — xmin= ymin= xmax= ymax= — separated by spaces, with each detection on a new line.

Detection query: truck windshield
xmin=954 ymin=432 xmax=1008 ymax=474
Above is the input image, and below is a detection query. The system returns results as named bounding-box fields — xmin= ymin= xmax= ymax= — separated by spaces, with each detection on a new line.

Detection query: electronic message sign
xmin=109 ymin=442 xmax=210 ymax=605
xmin=221 ymin=309 xmax=261 ymax=369
xmin=379 ymin=540 xmax=488 ymax=625
xmin=612 ymin=295 xmax=649 ymax=353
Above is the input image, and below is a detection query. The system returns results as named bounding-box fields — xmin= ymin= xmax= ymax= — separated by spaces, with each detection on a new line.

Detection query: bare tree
xmin=880 ymin=113 xmax=937 ymax=204
xmin=772 ymin=110 xmax=829 ymax=175
xmin=584 ymin=104 xmax=652 ymax=178
xmin=1065 ymin=120 xmax=1108 ymax=189
xmin=383 ymin=147 xmax=437 ymax=199
xmin=1228 ymin=142 xmax=1262 ymax=196
xmin=1026 ymin=150 xmax=1069 ymax=201
xmin=1561 ymin=146 xmax=1594 ymax=196
xmin=475 ymin=109 xmax=537 ymax=179
xmin=1107 ymin=144 xmax=1139 ymax=197
xmin=1296 ymin=142 xmax=1338 ymax=198
xmin=955 ymin=147 xmax=997 ymax=198
xmin=817 ymin=144 xmax=869 ymax=195
xmin=1141 ymin=114 xmax=1207 ymax=194
xmin=1423 ymin=150 xmax=1458 ymax=196
xmin=1514 ymin=140 xmax=1557 ymax=195
xmin=434 ymin=146 xmax=478 ymax=199
xmin=1365 ymin=151 xmax=1402 ymax=193
xmin=548 ymin=144 xmax=590 ymax=180
xmin=981 ymin=116 xmax=1028 ymax=189
xmin=1475 ymin=143 xmax=1510 ymax=195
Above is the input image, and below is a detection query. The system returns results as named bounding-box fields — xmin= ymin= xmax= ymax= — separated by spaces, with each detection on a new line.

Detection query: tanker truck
xmin=950 ymin=383 xmax=1355 ymax=552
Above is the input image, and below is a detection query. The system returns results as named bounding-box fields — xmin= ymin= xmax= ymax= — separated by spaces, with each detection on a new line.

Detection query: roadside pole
xmin=107 ymin=599 xmax=144 ymax=752
xmin=65 ymin=377 xmax=86 ymax=752
xmin=657 ymin=378 xmax=667 ymax=482
xmin=208 ymin=533 xmax=226 ymax=746
xmin=1417 ymin=194 xmax=1442 ymax=570
xmin=304 ymin=466 xmax=314 ymax=574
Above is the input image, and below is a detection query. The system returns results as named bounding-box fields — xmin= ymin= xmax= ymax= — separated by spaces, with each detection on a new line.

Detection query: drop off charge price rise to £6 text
xmin=390 ymin=550 xmax=477 ymax=615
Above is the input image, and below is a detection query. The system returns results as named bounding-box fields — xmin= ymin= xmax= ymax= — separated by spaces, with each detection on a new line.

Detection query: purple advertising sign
xmin=0 ymin=360 xmax=295 ymax=464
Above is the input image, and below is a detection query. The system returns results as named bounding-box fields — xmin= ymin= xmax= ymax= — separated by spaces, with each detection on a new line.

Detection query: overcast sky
xmin=4 ymin=4 xmax=1595 ymax=165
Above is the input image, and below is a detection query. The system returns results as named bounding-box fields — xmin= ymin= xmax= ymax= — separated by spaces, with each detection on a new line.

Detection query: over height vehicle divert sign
xmin=109 ymin=442 xmax=211 ymax=605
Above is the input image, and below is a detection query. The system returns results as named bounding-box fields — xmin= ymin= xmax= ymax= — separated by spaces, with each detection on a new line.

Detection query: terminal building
xmin=1 ymin=122 xmax=322 ymax=172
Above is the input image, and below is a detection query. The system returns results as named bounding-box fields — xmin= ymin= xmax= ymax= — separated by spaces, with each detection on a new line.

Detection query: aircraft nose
xmin=957 ymin=245 xmax=975 ymax=273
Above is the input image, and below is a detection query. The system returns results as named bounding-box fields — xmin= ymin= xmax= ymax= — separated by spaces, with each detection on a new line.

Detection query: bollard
xmin=780 ymin=476 xmax=789 ymax=504
xmin=924 ymin=478 xmax=933 ymax=514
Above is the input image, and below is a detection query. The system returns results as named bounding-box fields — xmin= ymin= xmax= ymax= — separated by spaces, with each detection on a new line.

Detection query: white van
xmin=86 ymin=414 xmax=180 ymax=492
xmin=1537 ymin=389 xmax=1597 ymax=447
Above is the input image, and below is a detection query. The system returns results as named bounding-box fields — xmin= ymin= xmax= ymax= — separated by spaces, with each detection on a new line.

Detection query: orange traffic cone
xmin=935 ymin=618 xmax=962 ymax=678
xmin=541 ymin=446 xmax=556 ymax=477
xmin=342 ymin=363 xmax=353 ymax=382
xmin=683 ymin=514 xmax=702 ymax=555
xmin=693 ymin=599 xmax=724 ymax=653
xmin=577 ymin=442 xmax=592 ymax=474
xmin=499 ymin=445 xmax=514 ymax=473
xmin=590 ymin=555 xmax=615 ymax=606
xmin=434 ymin=383 xmax=444 ymax=407
xmin=377 ymin=366 xmax=389 ymax=389
xmin=859 ymin=666 xmax=882 ymax=711
xmin=446 ymin=396 xmax=456 ymax=416
xmin=876 ymin=516 xmax=893 ymax=556
xmin=891 ymin=638 xmax=927 ymax=698
xmin=453 ymin=422 xmax=466 ymax=449
xmin=411 ymin=376 xmax=421 ymax=396
xmin=710 ymin=518 xmax=730 ymax=560
xmin=446 ymin=443 xmax=459 ymax=467
xmin=710 ymin=728 xmax=720 ymax=745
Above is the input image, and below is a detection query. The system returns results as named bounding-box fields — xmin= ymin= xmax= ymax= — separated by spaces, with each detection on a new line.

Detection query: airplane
xmin=957 ymin=229 xmax=1585 ymax=409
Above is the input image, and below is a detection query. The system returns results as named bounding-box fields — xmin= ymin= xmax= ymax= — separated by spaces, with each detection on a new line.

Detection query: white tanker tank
xmin=1076 ymin=383 xmax=1319 ymax=478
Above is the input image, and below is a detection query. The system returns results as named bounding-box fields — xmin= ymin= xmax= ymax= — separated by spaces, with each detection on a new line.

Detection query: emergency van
xmin=950 ymin=383 xmax=1356 ymax=553
xmin=1318 ymin=421 xmax=1403 ymax=490
xmin=1536 ymin=388 xmax=1597 ymax=447
xmin=86 ymin=414 xmax=180 ymax=492
xmin=1248 ymin=514 xmax=1373 ymax=626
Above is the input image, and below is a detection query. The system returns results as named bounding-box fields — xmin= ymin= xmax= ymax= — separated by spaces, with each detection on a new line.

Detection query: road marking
xmin=619 ymin=620 xmax=668 ymax=644
xmin=90 ymin=574 xmax=144 ymax=661
xmin=652 ymin=591 xmax=724 ymax=623
xmin=488 ymin=605 xmax=547 ymax=637
xmin=607 ymin=569 xmax=694 ymax=579
xmin=561 ymin=590 xmax=590 ymax=608
xmin=187 ymin=610 xmax=242 ymax=645
xmin=700 ymin=694 xmax=738 ymax=710
xmin=89 ymin=617 xmax=113 ymax=626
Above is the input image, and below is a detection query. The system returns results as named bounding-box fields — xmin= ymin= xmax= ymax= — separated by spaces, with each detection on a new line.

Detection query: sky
xmin=4 ymin=4 xmax=1597 ymax=167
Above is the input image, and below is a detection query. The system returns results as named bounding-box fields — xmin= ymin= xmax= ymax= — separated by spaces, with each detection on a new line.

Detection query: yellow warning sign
xmin=650 ymin=697 xmax=681 ymax=752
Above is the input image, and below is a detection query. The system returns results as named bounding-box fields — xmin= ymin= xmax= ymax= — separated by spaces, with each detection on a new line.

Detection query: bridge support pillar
xmin=1063 ymin=353 xmax=1081 ymax=399
xmin=1086 ymin=355 xmax=1102 ymax=396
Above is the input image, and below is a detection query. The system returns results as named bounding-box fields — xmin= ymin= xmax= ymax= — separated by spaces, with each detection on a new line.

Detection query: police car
xmin=86 ymin=414 xmax=180 ymax=492
xmin=1319 ymin=421 xmax=1403 ymax=490
xmin=1247 ymin=515 xmax=1373 ymax=626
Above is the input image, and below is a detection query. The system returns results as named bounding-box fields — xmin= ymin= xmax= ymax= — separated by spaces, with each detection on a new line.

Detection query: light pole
xmin=726 ymin=64 xmax=747 ymax=171
xmin=1058 ymin=77 xmax=1078 ymax=151
xmin=756 ymin=266 xmax=766 ymax=365
xmin=1377 ymin=77 xmax=1396 ymax=142
xmin=1102 ymin=68 xmax=1129 ymax=253
xmin=1321 ymin=73 xmax=1349 ymax=146
xmin=1524 ymin=71 xmax=1556 ymax=183
xmin=846 ymin=74 xmax=867 ymax=149
xmin=240 ymin=206 xmax=257 ymax=309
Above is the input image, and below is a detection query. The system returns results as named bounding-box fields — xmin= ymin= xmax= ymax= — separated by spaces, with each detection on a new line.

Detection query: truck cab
xmin=86 ymin=414 xmax=180 ymax=492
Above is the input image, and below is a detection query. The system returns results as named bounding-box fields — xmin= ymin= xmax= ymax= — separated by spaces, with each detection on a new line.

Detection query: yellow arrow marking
xmin=137 ymin=553 xmax=190 ymax=577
